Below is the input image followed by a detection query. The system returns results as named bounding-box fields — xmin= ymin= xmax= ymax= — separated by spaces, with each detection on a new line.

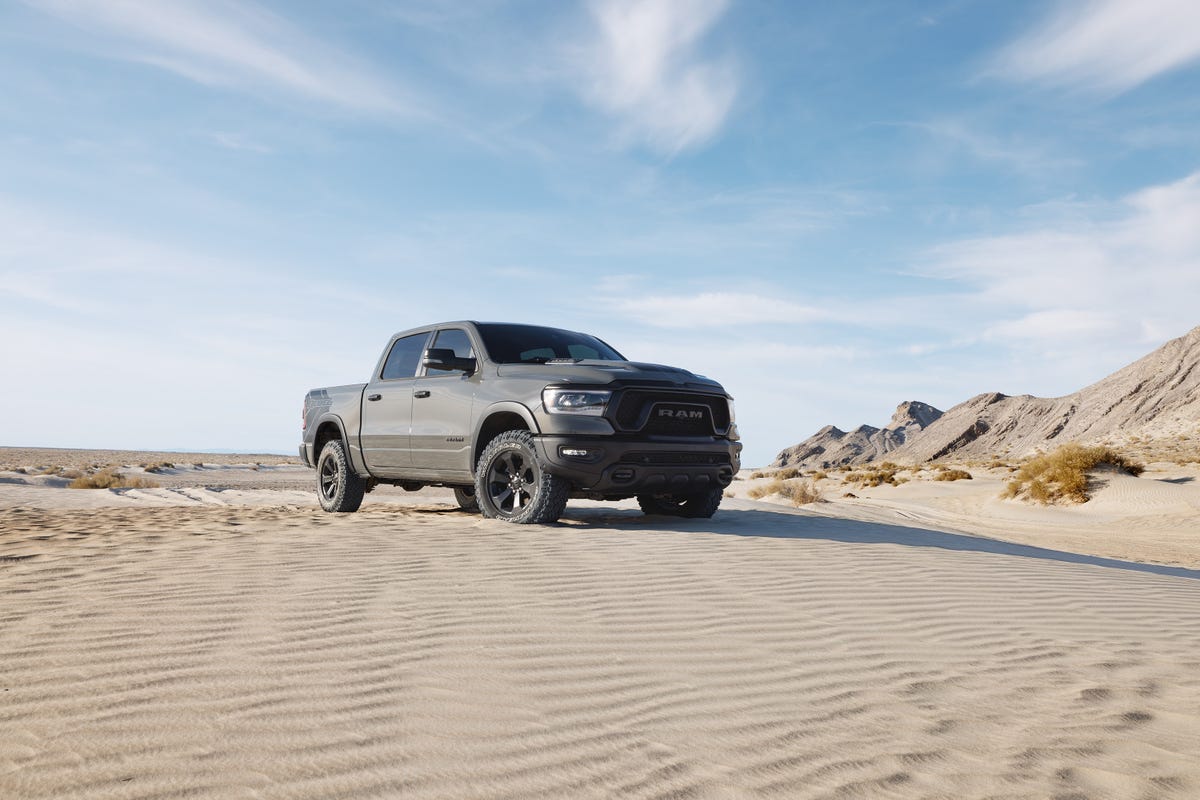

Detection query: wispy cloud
xmin=991 ymin=0 xmax=1200 ymax=93
xmin=575 ymin=0 xmax=738 ymax=154
xmin=25 ymin=0 xmax=417 ymax=115
xmin=922 ymin=170 xmax=1200 ymax=347
xmin=614 ymin=291 xmax=829 ymax=328
xmin=906 ymin=118 xmax=1080 ymax=174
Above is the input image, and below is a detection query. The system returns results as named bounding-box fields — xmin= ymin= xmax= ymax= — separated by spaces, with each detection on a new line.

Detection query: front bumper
xmin=534 ymin=435 xmax=741 ymax=495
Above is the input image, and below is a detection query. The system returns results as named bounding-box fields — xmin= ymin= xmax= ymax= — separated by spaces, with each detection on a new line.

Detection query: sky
xmin=2 ymin=0 xmax=1200 ymax=467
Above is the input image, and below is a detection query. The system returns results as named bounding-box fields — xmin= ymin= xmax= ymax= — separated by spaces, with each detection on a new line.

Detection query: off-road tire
xmin=453 ymin=485 xmax=479 ymax=512
xmin=316 ymin=439 xmax=366 ymax=513
xmin=475 ymin=430 xmax=569 ymax=524
xmin=637 ymin=485 xmax=723 ymax=519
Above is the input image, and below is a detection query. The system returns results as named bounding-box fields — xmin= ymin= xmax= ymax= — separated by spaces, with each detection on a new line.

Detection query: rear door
xmin=359 ymin=331 xmax=430 ymax=471
xmin=409 ymin=327 xmax=478 ymax=474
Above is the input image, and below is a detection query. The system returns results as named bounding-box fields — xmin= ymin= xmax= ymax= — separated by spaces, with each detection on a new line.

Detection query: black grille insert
xmin=613 ymin=390 xmax=730 ymax=435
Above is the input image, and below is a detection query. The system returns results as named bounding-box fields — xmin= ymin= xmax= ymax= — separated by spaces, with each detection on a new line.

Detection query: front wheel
xmin=316 ymin=439 xmax=365 ymax=513
xmin=475 ymin=431 xmax=569 ymax=524
xmin=637 ymin=486 xmax=723 ymax=519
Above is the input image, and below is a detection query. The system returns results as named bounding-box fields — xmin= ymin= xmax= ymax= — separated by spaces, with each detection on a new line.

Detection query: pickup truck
xmin=300 ymin=321 xmax=741 ymax=524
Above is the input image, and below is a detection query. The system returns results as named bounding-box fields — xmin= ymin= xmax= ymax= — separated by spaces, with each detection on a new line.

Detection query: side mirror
xmin=423 ymin=348 xmax=477 ymax=373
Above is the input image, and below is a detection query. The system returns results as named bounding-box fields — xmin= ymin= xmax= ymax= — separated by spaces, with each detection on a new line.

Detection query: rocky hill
xmin=772 ymin=325 xmax=1200 ymax=468
xmin=773 ymin=401 xmax=943 ymax=468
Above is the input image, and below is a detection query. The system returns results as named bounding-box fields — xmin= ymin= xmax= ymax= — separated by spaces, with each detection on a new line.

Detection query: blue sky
xmin=2 ymin=0 xmax=1199 ymax=466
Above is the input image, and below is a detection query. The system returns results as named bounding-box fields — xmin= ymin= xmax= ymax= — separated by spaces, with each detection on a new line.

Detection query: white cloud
xmin=992 ymin=0 xmax=1200 ymax=93
xmin=25 ymin=0 xmax=415 ymax=115
xmin=577 ymin=0 xmax=738 ymax=154
xmin=922 ymin=170 xmax=1200 ymax=347
xmin=614 ymin=291 xmax=828 ymax=328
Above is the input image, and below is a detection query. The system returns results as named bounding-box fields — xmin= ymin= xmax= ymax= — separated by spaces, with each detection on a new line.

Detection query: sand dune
xmin=3 ymin=462 xmax=1199 ymax=799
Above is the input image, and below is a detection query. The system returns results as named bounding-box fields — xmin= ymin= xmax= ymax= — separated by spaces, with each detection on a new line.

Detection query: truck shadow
xmin=558 ymin=505 xmax=1200 ymax=581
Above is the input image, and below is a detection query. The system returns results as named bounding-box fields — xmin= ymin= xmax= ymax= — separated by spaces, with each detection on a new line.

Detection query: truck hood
xmin=495 ymin=361 xmax=726 ymax=393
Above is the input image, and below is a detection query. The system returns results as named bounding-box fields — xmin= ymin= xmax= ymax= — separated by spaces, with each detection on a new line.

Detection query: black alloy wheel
xmin=474 ymin=430 xmax=568 ymax=524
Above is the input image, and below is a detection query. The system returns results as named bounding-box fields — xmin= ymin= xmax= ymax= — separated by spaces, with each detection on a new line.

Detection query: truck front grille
xmin=612 ymin=391 xmax=731 ymax=436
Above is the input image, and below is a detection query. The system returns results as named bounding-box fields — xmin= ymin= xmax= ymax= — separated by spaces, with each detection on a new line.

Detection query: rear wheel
xmin=453 ymin=485 xmax=479 ymax=512
xmin=637 ymin=486 xmax=723 ymax=519
xmin=475 ymin=431 xmax=568 ymax=524
xmin=316 ymin=439 xmax=365 ymax=513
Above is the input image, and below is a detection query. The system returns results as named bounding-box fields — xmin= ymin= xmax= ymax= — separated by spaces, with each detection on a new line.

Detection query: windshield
xmin=475 ymin=323 xmax=626 ymax=364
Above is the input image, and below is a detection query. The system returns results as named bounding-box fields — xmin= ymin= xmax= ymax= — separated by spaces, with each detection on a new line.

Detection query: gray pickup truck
xmin=300 ymin=321 xmax=741 ymax=524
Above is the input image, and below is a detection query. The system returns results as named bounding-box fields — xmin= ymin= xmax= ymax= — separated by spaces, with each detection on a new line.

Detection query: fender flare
xmin=475 ymin=401 xmax=540 ymax=435
xmin=312 ymin=413 xmax=369 ymax=476
xmin=471 ymin=401 xmax=540 ymax=470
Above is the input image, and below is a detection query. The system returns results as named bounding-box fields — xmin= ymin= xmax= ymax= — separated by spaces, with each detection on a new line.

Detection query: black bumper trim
xmin=535 ymin=436 xmax=741 ymax=494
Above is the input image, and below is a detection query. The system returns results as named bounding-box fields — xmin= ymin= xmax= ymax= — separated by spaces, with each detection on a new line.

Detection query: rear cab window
xmin=380 ymin=332 xmax=430 ymax=380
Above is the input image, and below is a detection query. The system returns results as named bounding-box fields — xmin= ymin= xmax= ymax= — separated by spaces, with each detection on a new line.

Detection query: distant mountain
xmin=772 ymin=325 xmax=1200 ymax=468
xmin=773 ymin=401 xmax=943 ymax=468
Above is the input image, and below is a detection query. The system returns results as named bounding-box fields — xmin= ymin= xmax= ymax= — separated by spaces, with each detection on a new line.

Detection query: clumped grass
xmin=843 ymin=463 xmax=903 ymax=487
xmin=810 ymin=470 xmax=828 ymax=481
xmin=934 ymin=468 xmax=973 ymax=482
xmin=776 ymin=467 xmax=802 ymax=480
xmin=1002 ymin=443 xmax=1143 ymax=505
xmin=142 ymin=461 xmax=174 ymax=474
xmin=746 ymin=478 xmax=823 ymax=506
xmin=750 ymin=470 xmax=768 ymax=479
xmin=68 ymin=466 xmax=159 ymax=490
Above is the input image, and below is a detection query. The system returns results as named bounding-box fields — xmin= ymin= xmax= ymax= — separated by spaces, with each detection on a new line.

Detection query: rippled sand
xmin=3 ymin=485 xmax=1199 ymax=799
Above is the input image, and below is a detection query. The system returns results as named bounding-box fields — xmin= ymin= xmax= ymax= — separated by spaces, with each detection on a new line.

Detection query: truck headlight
xmin=543 ymin=388 xmax=611 ymax=416
xmin=727 ymin=398 xmax=740 ymax=440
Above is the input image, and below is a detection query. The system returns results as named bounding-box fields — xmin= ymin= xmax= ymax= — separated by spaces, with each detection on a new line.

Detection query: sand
xmin=2 ymin=449 xmax=1199 ymax=799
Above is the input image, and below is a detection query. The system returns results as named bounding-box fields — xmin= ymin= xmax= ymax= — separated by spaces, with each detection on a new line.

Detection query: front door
xmin=410 ymin=327 xmax=478 ymax=474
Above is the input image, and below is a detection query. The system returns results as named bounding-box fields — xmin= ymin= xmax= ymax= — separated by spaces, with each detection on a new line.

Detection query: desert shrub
xmin=142 ymin=461 xmax=174 ymax=473
xmin=934 ymin=469 xmax=973 ymax=482
xmin=811 ymin=470 xmax=828 ymax=481
xmin=776 ymin=467 xmax=802 ymax=480
xmin=69 ymin=467 xmax=159 ymax=490
xmin=746 ymin=478 xmax=822 ymax=506
xmin=1002 ymin=443 xmax=1142 ymax=504
xmin=724 ymin=489 xmax=736 ymax=498
xmin=843 ymin=463 xmax=902 ymax=487
xmin=750 ymin=470 xmax=768 ymax=479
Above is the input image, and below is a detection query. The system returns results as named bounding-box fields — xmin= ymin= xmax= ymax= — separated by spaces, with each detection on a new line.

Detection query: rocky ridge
xmin=772 ymin=325 xmax=1200 ymax=469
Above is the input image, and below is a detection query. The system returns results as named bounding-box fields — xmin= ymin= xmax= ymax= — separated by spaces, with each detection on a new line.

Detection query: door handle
xmin=414 ymin=390 xmax=431 ymax=399
xmin=367 ymin=393 xmax=382 ymax=401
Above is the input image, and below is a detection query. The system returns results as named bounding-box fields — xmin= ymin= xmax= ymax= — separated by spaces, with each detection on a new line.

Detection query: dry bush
xmin=843 ymin=463 xmax=902 ymax=487
xmin=1002 ymin=443 xmax=1142 ymax=504
xmin=811 ymin=470 xmax=828 ymax=481
xmin=746 ymin=478 xmax=823 ymax=506
xmin=68 ymin=467 xmax=159 ymax=490
xmin=934 ymin=468 xmax=973 ymax=482
xmin=142 ymin=461 xmax=175 ymax=473
xmin=750 ymin=470 xmax=768 ymax=479
xmin=776 ymin=467 xmax=802 ymax=480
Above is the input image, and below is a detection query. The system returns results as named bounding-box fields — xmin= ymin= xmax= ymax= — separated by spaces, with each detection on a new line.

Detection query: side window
xmin=432 ymin=328 xmax=474 ymax=360
xmin=380 ymin=333 xmax=428 ymax=380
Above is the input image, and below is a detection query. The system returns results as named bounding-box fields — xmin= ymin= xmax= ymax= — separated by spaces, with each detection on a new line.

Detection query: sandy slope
xmin=736 ymin=464 xmax=1200 ymax=570
xmin=3 ymin=460 xmax=1200 ymax=799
